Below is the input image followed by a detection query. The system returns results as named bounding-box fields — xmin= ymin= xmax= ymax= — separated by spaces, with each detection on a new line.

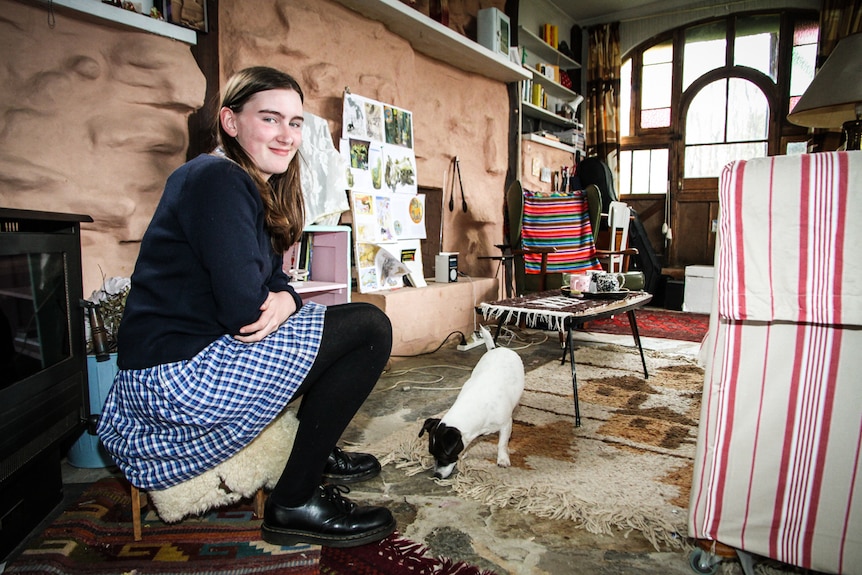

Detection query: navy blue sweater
xmin=117 ymin=154 xmax=303 ymax=370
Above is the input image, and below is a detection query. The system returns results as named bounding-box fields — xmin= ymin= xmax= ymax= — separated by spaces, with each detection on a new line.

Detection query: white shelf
xmin=522 ymin=101 xmax=578 ymax=126
xmin=50 ymin=0 xmax=197 ymax=44
xmin=290 ymin=280 xmax=350 ymax=294
xmin=527 ymin=69 xmax=580 ymax=100
xmin=518 ymin=26 xmax=579 ymax=69
xmin=522 ymin=132 xmax=578 ymax=154
xmin=330 ymin=0 xmax=530 ymax=83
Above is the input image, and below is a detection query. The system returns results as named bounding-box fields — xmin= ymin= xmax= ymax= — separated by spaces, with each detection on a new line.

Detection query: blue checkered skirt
xmin=97 ymin=302 xmax=326 ymax=490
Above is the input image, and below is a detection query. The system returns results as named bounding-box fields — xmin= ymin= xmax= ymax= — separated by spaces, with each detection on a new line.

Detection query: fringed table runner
xmin=479 ymin=290 xmax=652 ymax=333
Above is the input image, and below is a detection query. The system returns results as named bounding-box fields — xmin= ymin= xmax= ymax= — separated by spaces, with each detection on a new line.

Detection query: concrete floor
xmin=53 ymin=322 xmax=817 ymax=575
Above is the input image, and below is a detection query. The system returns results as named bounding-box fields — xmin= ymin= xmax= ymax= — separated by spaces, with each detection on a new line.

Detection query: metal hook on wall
xmin=448 ymin=156 xmax=467 ymax=212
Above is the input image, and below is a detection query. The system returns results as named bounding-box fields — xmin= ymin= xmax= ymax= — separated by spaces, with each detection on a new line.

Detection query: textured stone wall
xmin=0 ymin=0 xmax=205 ymax=294
xmin=0 ymin=0 xmax=509 ymax=294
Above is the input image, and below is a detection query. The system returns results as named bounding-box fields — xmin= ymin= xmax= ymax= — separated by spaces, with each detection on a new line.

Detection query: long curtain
xmin=585 ymin=23 xmax=621 ymax=175
xmin=817 ymin=0 xmax=862 ymax=64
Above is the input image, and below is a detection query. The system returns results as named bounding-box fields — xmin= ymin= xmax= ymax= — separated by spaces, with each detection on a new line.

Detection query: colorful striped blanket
xmin=520 ymin=190 xmax=602 ymax=274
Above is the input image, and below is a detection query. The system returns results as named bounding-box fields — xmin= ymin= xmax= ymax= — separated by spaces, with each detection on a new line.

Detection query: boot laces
xmin=320 ymin=483 xmax=356 ymax=512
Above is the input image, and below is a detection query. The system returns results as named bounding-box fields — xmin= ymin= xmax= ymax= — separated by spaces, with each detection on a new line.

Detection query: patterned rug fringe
xmin=380 ymin=436 xmax=684 ymax=552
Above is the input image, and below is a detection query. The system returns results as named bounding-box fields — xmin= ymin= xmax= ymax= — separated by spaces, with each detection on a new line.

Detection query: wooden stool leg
xmin=254 ymin=488 xmax=266 ymax=519
xmin=131 ymin=485 xmax=143 ymax=541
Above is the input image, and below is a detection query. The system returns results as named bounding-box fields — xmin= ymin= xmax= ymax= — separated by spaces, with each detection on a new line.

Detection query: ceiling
xmin=551 ymin=0 xmax=703 ymax=26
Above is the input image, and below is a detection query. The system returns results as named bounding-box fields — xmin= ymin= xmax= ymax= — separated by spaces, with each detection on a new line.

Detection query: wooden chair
xmin=129 ymin=485 xmax=266 ymax=541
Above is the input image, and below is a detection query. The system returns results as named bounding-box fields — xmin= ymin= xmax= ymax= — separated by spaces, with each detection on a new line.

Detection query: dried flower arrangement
xmin=85 ymin=276 xmax=130 ymax=355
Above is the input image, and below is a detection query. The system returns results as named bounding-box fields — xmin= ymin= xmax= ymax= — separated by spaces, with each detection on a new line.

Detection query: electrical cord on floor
xmin=389 ymin=330 xmax=467 ymax=358
xmin=376 ymin=363 xmax=474 ymax=393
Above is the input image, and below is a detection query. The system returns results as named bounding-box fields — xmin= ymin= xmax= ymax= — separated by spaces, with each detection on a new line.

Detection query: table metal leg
xmin=627 ymin=309 xmax=649 ymax=379
xmin=566 ymin=323 xmax=581 ymax=427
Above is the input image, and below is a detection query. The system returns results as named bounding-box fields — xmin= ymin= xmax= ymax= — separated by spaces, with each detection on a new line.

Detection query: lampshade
xmin=787 ymin=32 xmax=862 ymax=129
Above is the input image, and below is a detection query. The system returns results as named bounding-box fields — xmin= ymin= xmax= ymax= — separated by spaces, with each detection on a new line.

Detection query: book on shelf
xmin=541 ymin=24 xmax=558 ymax=49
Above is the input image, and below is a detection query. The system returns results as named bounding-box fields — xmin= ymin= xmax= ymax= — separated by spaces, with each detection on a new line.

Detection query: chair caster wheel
xmin=689 ymin=548 xmax=720 ymax=574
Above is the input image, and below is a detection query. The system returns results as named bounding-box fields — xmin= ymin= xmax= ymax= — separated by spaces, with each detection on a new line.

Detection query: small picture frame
xmin=477 ymin=8 xmax=510 ymax=57
xmin=157 ymin=0 xmax=208 ymax=33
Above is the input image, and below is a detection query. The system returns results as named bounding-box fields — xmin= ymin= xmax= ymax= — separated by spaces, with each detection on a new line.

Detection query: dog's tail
xmin=479 ymin=324 xmax=495 ymax=351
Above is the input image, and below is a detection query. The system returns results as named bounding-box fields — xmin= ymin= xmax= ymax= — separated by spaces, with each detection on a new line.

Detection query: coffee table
xmin=478 ymin=290 xmax=653 ymax=427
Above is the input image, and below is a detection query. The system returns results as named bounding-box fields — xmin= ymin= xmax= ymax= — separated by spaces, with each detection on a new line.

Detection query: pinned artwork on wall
xmin=342 ymin=90 xmax=426 ymax=293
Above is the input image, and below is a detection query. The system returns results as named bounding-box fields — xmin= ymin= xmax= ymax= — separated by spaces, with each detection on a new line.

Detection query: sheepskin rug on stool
xmin=148 ymin=408 xmax=299 ymax=523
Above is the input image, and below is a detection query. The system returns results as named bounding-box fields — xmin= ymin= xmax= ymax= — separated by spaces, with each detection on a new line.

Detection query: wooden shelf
xmin=330 ymin=0 xmax=530 ymax=83
xmin=50 ymin=0 xmax=197 ymax=44
xmin=518 ymin=26 xmax=579 ymax=69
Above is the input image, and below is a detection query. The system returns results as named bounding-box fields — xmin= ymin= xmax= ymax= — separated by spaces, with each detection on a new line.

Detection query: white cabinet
xmin=284 ymin=225 xmax=351 ymax=305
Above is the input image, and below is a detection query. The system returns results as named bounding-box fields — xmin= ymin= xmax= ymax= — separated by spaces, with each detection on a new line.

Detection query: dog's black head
xmin=419 ymin=418 xmax=464 ymax=476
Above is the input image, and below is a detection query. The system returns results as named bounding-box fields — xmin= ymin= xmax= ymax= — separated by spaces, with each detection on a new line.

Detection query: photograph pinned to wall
xmin=382 ymin=144 xmax=417 ymax=194
xmin=342 ymin=138 xmax=383 ymax=191
xmin=396 ymin=239 xmax=427 ymax=287
xmin=343 ymin=92 xmax=385 ymax=143
xmin=384 ymin=106 xmax=413 ymax=148
xmin=391 ymin=193 xmax=426 ymax=240
xmin=350 ymin=192 xmax=395 ymax=245
xmin=355 ymin=243 xmax=414 ymax=292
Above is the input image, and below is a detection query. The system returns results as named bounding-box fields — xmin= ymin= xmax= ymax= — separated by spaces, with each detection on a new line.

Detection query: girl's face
xmin=220 ymin=88 xmax=303 ymax=180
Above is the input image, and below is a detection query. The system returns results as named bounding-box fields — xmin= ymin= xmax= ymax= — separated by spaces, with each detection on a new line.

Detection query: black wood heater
xmin=0 ymin=208 xmax=92 ymax=560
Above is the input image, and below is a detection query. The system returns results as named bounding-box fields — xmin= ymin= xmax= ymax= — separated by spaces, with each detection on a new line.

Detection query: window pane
xmin=650 ymin=148 xmax=669 ymax=194
xmin=632 ymin=150 xmax=651 ymax=193
xmin=734 ymin=15 xmax=779 ymax=81
xmin=625 ymin=149 xmax=668 ymax=194
xmin=641 ymin=60 xmax=672 ymax=109
xmin=790 ymin=18 xmax=818 ymax=101
xmin=619 ymin=150 xmax=632 ymax=194
xmin=727 ymin=78 xmax=768 ymax=141
xmin=641 ymin=107 xmax=670 ymax=128
xmin=643 ymin=40 xmax=672 ymax=65
xmin=621 ymin=58 xmax=632 ymax=137
xmin=790 ymin=43 xmax=816 ymax=98
xmin=685 ymin=142 xmax=767 ymax=177
xmin=684 ymin=21 xmax=727 ymax=90
xmin=686 ymin=79 xmax=727 ymax=144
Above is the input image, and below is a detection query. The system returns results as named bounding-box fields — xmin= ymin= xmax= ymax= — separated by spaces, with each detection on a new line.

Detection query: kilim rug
xmin=4 ymin=476 xmax=494 ymax=575
xmin=372 ymin=344 xmax=704 ymax=551
xmin=581 ymin=307 xmax=709 ymax=342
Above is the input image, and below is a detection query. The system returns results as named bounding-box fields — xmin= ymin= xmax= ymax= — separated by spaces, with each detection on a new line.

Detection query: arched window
xmin=617 ymin=10 xmax=818 ymax=267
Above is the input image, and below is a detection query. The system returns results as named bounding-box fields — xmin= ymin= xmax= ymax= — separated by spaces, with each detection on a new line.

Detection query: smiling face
xmin=219 ymin=88 xmax=304 ymax=180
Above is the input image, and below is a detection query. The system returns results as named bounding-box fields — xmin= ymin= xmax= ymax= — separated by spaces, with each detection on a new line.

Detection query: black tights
xmin=269 ymin=302 xmax=392 ymax=506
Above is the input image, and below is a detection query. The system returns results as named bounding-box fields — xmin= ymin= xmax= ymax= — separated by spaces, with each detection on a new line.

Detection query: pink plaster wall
xmin=219 ymin=0 xmax=511 ymax=277
xmin=0 ymin=0 xmax=205 ymax=294
xmin=0 ymin=0 xmax=510 ymax=294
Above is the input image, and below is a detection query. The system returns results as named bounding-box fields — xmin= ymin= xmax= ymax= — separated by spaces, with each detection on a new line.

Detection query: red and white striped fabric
xmin=689 ymin=151 xmax=862 ymax=574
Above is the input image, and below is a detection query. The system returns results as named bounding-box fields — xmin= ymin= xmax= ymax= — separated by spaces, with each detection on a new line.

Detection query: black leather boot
xmin=322 ymin=446 xmax=381 ymax=484
xmin=261 ymin=484 xmax=396 ymax=548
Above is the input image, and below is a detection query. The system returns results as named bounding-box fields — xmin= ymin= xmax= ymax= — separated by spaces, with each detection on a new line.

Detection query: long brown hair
xmin=217 ymin=66 xmax=305 ymax=253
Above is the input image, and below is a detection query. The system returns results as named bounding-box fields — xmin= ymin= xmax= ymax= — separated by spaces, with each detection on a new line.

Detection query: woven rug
xmin=4 ymin=476 xmax=493 ymax=575
xmin=582 ymin=308 xmax=709 ymax=342
xmin=372 ymin=343 xmax=704 ymax=551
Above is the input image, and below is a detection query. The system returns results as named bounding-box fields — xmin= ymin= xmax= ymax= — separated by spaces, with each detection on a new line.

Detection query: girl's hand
xmin=234 ymin=291 xmax=297 ymax=343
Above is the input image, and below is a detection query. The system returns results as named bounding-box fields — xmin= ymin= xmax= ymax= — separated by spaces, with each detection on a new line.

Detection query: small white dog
xmin=419 ymin=326 xmax=525 ymax=479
